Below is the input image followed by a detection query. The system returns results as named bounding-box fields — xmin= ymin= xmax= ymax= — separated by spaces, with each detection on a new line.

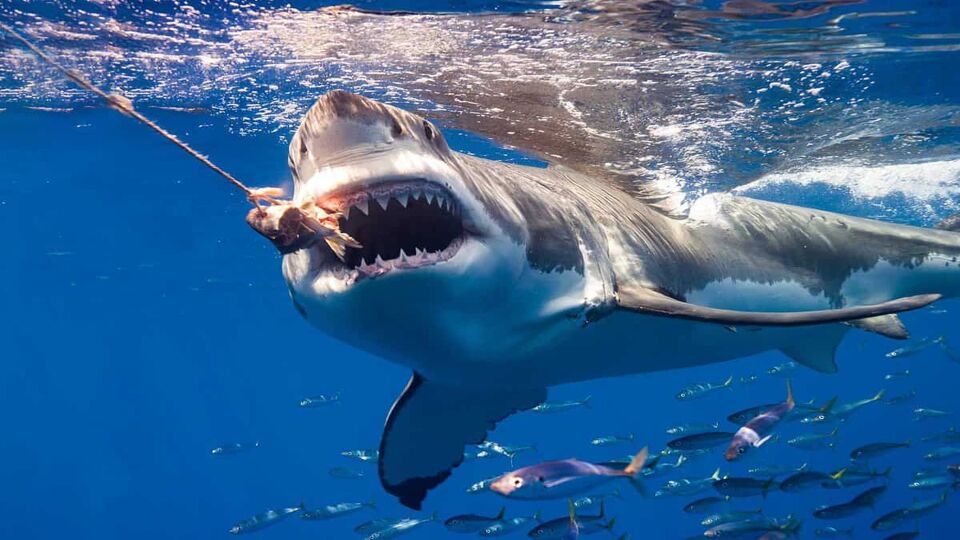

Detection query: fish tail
xmin=567 ymin=499 xmax=576 ymax=522
xmin=830 ymin=426 xmax=840 ymax=437
xmin=763 ymin=478 xmax=776 ymax=498
xmin=881 ymin=466 xmax=893 ymax=478
xmin=611 ymin=488 xmax=622 ymax=500
xmin=533 ymin=510 xmax=542 ymax=522
xmin=786 ymin=379 xmax=795 ymax=409
xmin=598 ymin=501 xmax=605 ymax=518
xmin=581 ymin=395 xmax=593 ymax=408
xmin=830 ymin=468 xmax=847 ymax=481
xmin=710 ymin=467 xmax=721 ymax=481
xmin=430 ymin=511 xmax=439 ymax=521
xmin=723 ymin=375 xmax=734 ymax=387
xmin=494 ymin=506 xmax=505 ymax=520
xmin=624 ymin=446 xmax=649 ymax=476
xmin=367 ymin=500 xmax=377 ymax=509
xmin=298 ymin=500 xmax=306 ymax=510
xmin=872 ymin=389 xmax=886 ymax=402
xmin=603 ymin=517 xmax=617 ymax=533
xmin=820 ymin=396 xmax=839 ymax=413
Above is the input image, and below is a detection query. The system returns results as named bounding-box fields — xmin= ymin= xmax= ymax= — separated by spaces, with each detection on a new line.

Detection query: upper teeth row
xmin=341 ymin=186 xmax=457 ymax=218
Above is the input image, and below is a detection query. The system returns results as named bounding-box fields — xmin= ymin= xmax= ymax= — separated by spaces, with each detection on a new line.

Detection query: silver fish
xmin=655 ymin=468 xmax=723 ymax=497
xmin=365 ymin=513 xmax=438 ymax=540
xmin=299 ymin=392 xmax=341 ymax=407
xmin=815 ymin=527 xmax=854 ymax=537
xmin=329 ymin=466 xmax=365 ymax=479
xmin=924 ymin=446 xmax=960 ymax=461
xmin=915 ymin=407 xmax=951 ymax=421
xmin=301 ymin=501 xmax=375 ymax=520
xmin=701 ymin=508 xmax=763 ymax=527
xmin=676 ymin=376 xmax=734 ymax=400
xmin=767 ymin=362 xmax=799 ymax=377
xmin=683 ymin=496 xmax=730 ymax=514
xmin=883 ymin=370 xmax=911 ymax=381
xmin=787 ymin=427 xmax=840 ymax=450
xmin=341 ymin=448 xmax=379 ymax=462
xmin=666 ymin=422 xmax=720 ymax=435
xmin=590 ymin=434 xmax=634 ymax=447
xmin=748 ymin=463 xmax=807 ymax=478
xmin=885 ymin=336 xmax=946 ymax=358
xmin=444 ymin=507 xmax=506 ymax=533
xmin=211 ymin=441 xmax=260 ymax=456
xmin=531 ymin=397 xmax=591 ymax=414
xmin=229 ymin=502 xmax=303 ymax=534
xmin=479 ymin=510 xmax=541 ymax=537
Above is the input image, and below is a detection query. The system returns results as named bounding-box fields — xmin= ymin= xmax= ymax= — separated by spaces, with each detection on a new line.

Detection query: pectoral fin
xmin=616 ymin=285 xmax=939 ymax=327
xmin=754 ymin=435 xmax=774 ymax=447
xmin=378 ymin=374 xmax=546 ymax=509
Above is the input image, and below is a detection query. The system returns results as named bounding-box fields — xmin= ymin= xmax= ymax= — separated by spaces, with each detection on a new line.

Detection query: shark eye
xmin=423 ymin=120 xmax=435 ymax=140
xmin=513 ymin=478 xmax=523 ymax=488
xmin=738 ymin=446 xmax=747 ymax=454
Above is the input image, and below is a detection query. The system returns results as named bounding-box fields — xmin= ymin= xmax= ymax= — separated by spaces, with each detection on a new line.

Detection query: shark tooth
xmin=425 ymin=191 xmax=436 ymax=205
xmin=396 ymin=191 xmax=410 ymax=208
xmin=375 ymin=193 xmax=390 ymax=210
xmin=412 ymin=188 xmax=425 ymax=202
xmin=353 ymin=197 xmax=369 ymax=216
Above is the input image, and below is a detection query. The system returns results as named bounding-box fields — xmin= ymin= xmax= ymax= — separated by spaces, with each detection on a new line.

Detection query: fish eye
xmin=513 ymin=478 xmax=523 ymax=488
xmin=423 ymin=120 xmax=435 ymax=140
xmin=738 ymin=446 xmax=747 ymax=454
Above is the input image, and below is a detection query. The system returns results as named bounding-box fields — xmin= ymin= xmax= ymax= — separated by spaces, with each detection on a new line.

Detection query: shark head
xmin=278 ymin=91 xmax=600 ymax=376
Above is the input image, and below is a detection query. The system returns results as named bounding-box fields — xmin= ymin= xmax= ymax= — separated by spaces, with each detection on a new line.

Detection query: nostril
xmin=423 ymin=121 xmax=434 ymax=141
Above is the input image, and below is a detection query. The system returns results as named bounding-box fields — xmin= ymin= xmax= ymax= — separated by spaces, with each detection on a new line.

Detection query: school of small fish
xmin=215 ymin=334 xmax=959 ymax=539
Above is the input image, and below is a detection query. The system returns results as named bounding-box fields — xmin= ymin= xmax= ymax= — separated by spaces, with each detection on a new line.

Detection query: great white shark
xmin=247 ymin=90 xmax=957 ymax=509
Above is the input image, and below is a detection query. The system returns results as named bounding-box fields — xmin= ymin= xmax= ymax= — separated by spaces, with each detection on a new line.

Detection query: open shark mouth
xmin=319 ymin=179 xmax=468 ymax=281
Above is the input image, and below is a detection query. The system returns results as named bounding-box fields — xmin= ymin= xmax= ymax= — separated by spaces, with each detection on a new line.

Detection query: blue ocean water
xmin=2 ymin=1 xmax=960 ymax=539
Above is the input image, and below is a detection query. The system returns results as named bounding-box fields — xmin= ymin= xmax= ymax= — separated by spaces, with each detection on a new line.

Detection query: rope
xmin=0 ymin=20 xmax=269 ymax=201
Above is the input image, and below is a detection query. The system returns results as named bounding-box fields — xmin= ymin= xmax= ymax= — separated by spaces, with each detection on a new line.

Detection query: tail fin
xmin=872 ymin=389 xmax=886 ymax=402
xmin=298 ymin=501 xmax=306 ymax=510
xmin=710 ymin=467 xmax=722 ymax=481
xmin=495 ymin=506 xmax=505 ymax=520
xmin=830 ymin=468 xmax=847 ymax=481
xmin=610 ymin=488 xmax=622 ymax=500
xmin=624 ymin=447 xmax=649 ymax=476
xmin=763 ymin=478 xmax=777 ymax=498
xmin=567 ymin=500 xmax=577 ymax=526
xmin=430 ymin=511 xmax=439 ymax=521
xmin=710 ymin=421 xmax=720 ymax=429
xmin=366 ymin=500 xmax=377 ymax=509
xmin=880 ymin=466 xmax=893 ymax=478
xmin=533 ymin=510 xmax=542 ymax=522
xmin=602 ymin=517 xmax=617 ymax=534
xmin=598 ymin=501 xmax=605 ymax=519
xmin=786 ymin=380 xmax=795 ymax=409
xmin=581 ymin=395 xmax=593 ymax=408
xmin=723 ymin=376 xmax=734 ymax=388
xmin=830 ymin=426 xmax=840 ymax=437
